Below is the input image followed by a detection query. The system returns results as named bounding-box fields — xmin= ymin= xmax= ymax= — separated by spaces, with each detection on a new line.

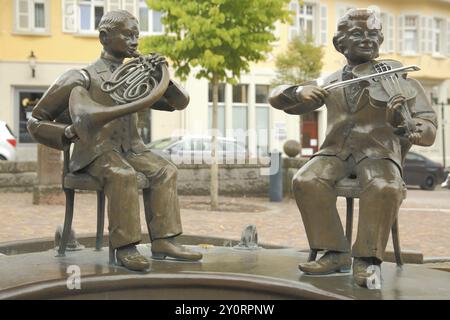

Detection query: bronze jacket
xmin=269 ymin=65 xmax=437 ymax=170
xmin=28 ymin=55 xmax=189 ymax=172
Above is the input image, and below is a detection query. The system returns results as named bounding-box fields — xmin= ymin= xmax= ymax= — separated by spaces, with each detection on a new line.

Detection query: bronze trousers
xmin=292 ymin=155 xmax=404 ymax=261
xmin=86 ymin=150 xmax=182 ymax=249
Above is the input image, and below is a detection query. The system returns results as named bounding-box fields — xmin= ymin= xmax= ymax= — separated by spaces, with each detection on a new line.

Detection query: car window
xmin=182 ymin=139 xmax=194 ymax=151
xmin=148 ymin=137 xmax=179 ymax=149
xmin=406 ymin=153 xmax=424 ymax=162
xmin=170 ymin=142 xmax=184 ymax=152
xmin=235 ymin=142 xmax=246 ymax=152
xmin=192 ymin=139 xmax=209 ymax=152
xmin=202 ymin=140 xmax=211 ymax=151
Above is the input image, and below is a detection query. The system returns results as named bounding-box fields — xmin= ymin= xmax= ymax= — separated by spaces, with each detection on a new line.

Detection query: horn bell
xmin=68 ymin=64 xmax=170 ymax=144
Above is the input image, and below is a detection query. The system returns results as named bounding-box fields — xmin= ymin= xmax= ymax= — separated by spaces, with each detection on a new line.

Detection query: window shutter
xmin=447 ymin=19 xmax=450 ymax=55
xmin=288 ymin=1 xmax=298 ymax=41
xmin=397 ymin=15 xmax=404 ymax=54
xmin=320 ymin=5 xmax=327 ymax=46
xmin=420 ymin=16 xmax=427 ymax=53
xmin=122 ymin=0 xmax=137 ymax=16
xmin=62 ymin=0 xmax=77 ymax=33
xmin=107 ymin=0 xmax=121 ymax=11
xmin=427 ymin=17 xmax=433 ymax=53
xmin=17 ymin=0 xmax=30 ymax=31
xmin=337 ymin=7 xmax=346 ymax=21
xmin=387 ymin=14 xmax=394 ymax=53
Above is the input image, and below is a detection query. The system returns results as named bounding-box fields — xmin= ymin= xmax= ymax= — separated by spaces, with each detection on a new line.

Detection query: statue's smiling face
xmin=342 ymin=20 xmax=382 ymax=64
xmin=104 ymin=20 xmax=139 ymax=59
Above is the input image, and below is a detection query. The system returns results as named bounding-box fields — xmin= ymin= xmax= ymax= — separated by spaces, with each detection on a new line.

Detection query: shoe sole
xmin=152 ymin=252 xmax=202 ymax=262
xmin=300 ymin=266 xmax=351 ymax=275
xmin=151 ymin=252 xmax=167 ymax=260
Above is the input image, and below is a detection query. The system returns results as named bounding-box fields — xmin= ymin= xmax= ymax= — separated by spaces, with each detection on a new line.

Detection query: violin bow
xmin=323 ymin=65 xmax=421 ymax=92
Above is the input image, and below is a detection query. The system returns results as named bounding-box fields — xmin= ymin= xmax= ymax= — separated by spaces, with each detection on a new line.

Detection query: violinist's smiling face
xmin=341 ymin=20 xmax=382 ymax=65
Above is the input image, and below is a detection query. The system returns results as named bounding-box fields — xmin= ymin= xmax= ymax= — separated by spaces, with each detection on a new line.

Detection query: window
xmin=406 ymin=153 xmax=424 ymax=162
xmin=62 ymin=0 xmax=139 ymax=34
xmin=433 ymin=18 xmax=445 ymax=55
xmin=399 ymin=15 xmax=444 ymax=55
xmin=138 ymin=0 xmax=164 ymax=35
xmin=404 ymin=16 xmax=418 ymax=54
xmin=17 ymin=89 xmax=46 ymax=143
xmin=289 ymin=2 xmax=315 ymax=41
xmin=15 ymin=0 xmax=49 ymax=33
xmin=232 ymin=84 xmax=249 ymax=148
xmin=208 ymin=83 xmax=226 ymax=136
xmin=288 ymin=1 xmax=327 ymax=45
xmin=255 ymin=85 xmax=270 ymax=156
xmin=79 ymin=0 xmax=105 ymax=32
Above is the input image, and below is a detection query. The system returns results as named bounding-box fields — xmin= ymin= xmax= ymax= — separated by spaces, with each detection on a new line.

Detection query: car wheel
xmin=0 ymin=155 xmax=6 ymax=160
xmin=420 ymin=176 xmax=436 ymax=191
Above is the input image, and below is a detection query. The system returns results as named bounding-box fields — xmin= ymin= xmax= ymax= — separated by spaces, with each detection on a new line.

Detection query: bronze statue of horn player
xmin=28 ymin=9 xmax=202 ymax=272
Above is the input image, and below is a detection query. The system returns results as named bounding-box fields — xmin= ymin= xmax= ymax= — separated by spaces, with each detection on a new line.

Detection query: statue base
xmin=1 ymin=235 xmax=450 ymax=299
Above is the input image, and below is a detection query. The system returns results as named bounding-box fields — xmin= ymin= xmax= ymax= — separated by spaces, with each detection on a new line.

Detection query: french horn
xmin=67 ymin=55 xmax=170 ymax=143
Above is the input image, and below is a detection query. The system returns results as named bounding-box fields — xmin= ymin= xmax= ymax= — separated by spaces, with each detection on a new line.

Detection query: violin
xmin=289 ymin=59 xmax=420 ymax=137
xmin=350 ymin=59 xmax=419 ymax=136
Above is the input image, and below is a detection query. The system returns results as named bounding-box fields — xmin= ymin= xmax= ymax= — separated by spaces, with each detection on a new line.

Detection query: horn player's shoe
xmin=116 ymin=244 xmax=150 ymax=272
xmin=151 ymin=238 xmax=203 ymax=261
xmin=299 ymin=251 xmax=351 ymax=275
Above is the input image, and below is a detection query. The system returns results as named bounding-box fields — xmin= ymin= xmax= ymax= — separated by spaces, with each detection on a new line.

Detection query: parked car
xmin=147 ymin=136 xmax=251 ymax=164
xmin=0 ymin=121 xmax=16 ymax=161
xmin=403 ymin=151 xmax=447 ymax=190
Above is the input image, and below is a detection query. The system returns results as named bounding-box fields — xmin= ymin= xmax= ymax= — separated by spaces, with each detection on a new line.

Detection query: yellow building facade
xmin=0 ymin=0 xmax=449 ymax=164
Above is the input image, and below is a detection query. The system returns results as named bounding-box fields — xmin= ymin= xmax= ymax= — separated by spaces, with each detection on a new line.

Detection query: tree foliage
xmin=139 ymin=0 xmax=293 ymax=210
xmin=273 ymin=36 xmax=324 ymax=86
xmin=139 ymin=0 xmax=293 ymax=83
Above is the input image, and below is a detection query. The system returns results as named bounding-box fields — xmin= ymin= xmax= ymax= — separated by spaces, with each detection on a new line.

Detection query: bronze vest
xmin=69 ymin=58 xmax=147 ymax=172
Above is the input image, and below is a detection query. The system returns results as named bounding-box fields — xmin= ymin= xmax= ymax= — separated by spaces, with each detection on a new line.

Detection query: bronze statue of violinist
xmin=269 ymin=8 xmax=437 ymax=287
xmin=28 ymin=10 xmax=202 ymax=272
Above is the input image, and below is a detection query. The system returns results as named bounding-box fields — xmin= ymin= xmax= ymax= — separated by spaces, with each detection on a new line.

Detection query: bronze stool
xmin=57 ymin=146 xmax=150 ymax=263
xmin=308 ymin=176 xmax=405 ymax=266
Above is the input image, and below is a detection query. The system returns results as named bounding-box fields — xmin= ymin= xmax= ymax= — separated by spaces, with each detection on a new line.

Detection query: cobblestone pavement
xmin=1 ymin=188 xmax=450 ymax=258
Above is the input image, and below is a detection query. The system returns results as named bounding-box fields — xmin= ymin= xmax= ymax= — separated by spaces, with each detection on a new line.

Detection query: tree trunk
xmin=210 ymin=75 xmax=219 ymax=210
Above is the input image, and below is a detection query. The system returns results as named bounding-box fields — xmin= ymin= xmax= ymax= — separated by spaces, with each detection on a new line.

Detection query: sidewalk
xmin=1 ymin=189 xmax=450 ymax=258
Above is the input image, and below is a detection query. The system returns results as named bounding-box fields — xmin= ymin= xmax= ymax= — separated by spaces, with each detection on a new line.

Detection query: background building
xmin=0 ymin=0 xmax=449 ymax=165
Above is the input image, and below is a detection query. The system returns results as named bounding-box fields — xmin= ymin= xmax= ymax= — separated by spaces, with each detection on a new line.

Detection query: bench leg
xmin=391 ymin=217 xmax=403 ymax=266
xmin=95 ymin=191 xmax=105 ymax=251
xmin=109 ymin=239 xmax=116 ymax=265
xmin=57 ymin=189 xmax=75 ymax=257
xmin=345 ymin=197 xmax=354 ymax=245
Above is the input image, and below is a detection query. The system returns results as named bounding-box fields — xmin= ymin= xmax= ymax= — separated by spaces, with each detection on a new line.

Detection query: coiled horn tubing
xmin=101 ymin=55 xmax=159 ymax=104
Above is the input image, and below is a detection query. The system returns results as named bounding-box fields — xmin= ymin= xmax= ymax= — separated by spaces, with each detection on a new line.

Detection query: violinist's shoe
xmin=116 ymin=244 xmax=150 ymax=272
xmin=353 ymin=257 xmax=382 ymax=289
xmin=299 ymin=251 xmax=351 ymax=275
xmin=151 ymin=237 xmax=203 ymax=261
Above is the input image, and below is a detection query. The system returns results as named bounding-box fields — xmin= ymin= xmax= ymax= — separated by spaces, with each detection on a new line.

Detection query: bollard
xmin=269 ymin=151 xmax=283 ymax=202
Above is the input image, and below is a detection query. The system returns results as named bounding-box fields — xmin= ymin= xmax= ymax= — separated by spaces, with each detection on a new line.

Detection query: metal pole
xmin=269 ymin=151 xmax=283 ymax=202
xmin=442 ymin=102 xmax=446 ymax=168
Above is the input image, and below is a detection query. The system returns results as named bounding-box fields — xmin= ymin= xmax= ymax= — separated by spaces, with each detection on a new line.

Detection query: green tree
xmin=273 ymin=36 xmax=324 ymax=86
xmin=140 ymin=0 xmax=292 ymax=210
xmin=273 ymin=36 xmax=323 ymax=154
